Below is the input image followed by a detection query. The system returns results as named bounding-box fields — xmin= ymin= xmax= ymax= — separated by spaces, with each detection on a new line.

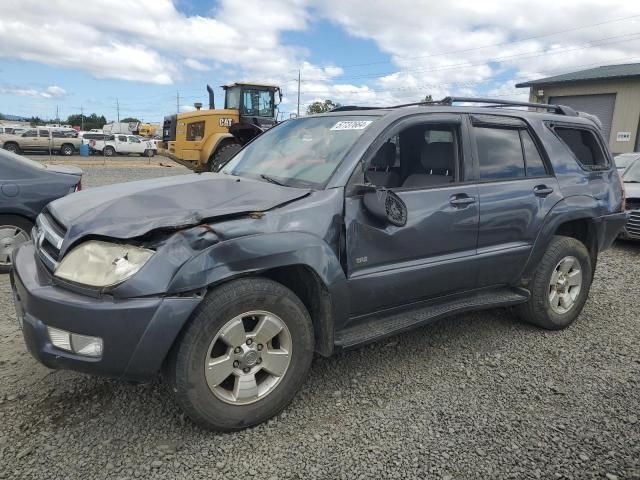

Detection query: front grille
xmin=625 ymin=209 xmax=640 ymax=239
xmin=34 ymin=212 xmax=67 ymax=271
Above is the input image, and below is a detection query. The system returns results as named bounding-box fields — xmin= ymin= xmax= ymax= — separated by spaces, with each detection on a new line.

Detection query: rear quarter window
xmin=554 ymin=126 xmax=608 ymax=170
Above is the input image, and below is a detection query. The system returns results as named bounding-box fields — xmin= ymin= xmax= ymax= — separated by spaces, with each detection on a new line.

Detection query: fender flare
xmin=167 ymin=231 xmax=349 ymax=354
xmin=520 ymin=195 xmax=600 ymax=281
xmin=201 ymin=133 xmax=236 ymax=164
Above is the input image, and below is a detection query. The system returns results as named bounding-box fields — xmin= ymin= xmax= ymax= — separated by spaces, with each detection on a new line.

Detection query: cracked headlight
xmin=54 ymin=240 xmax=154 ymax=288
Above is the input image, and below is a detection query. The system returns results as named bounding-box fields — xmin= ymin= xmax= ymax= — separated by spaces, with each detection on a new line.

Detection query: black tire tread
xmin=516 ymin=235 xmax=592 ymax=330
xmin=169 ymin=277 xmax=314 ymax=431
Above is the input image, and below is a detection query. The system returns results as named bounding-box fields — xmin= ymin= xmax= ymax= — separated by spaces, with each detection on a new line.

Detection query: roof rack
xmin=384 ymin=96 xmax=578 ymax=116
xmin=440 ymin=97 xmax=578 ymax=116
xmin=328 ymin=97 xmax=579 ymax=117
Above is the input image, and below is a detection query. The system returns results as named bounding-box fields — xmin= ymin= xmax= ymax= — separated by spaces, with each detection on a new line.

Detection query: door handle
xmin=450 ymin=194 xmax=476 ymax=207
xmin=533 ymin=185 xmax=554 ymax=197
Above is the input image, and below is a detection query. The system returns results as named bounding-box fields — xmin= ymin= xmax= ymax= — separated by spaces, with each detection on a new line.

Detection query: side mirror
xmin=362 ymin=189 xmax=407 ymax=227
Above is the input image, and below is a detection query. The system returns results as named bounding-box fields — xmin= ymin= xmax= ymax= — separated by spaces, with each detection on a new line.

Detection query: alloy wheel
xmin=0 ymin=226 xmax=30 ymax=266
xmin=204 ymin=310 xmax=292 ymax=405
xmin=548 ymin=256 xmax=583 ymax=314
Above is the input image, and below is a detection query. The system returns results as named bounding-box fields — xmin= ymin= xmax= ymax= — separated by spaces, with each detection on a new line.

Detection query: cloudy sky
xmin=0 ymin=0 xmax=639 ymax=122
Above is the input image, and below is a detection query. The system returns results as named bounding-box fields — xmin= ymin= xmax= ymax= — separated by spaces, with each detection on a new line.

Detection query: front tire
xmin=3 ymin=143 xmax=20 ymax=154
xmin=516 ymin=236 xmax=592 ymax=330
xmin=209 ymin=143 xmax=241 ymax=172
xmin=103 ymin=146 xmax=115 ymax=157
xmin=143 ymin=149 xmax=155 ymax=158
xmin=168 ymin=278 xmax=314 ymax=431
xmin=0 ymin=215 xmax=33 ymax=273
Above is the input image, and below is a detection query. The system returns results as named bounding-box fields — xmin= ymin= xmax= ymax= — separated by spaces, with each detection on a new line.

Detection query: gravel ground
xmin=1 ymin=165 xmax=639 ymax=479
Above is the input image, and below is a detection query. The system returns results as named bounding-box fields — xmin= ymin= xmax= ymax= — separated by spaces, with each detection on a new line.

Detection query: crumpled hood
xmin=47 ymin=173 xmax=310 ymax=252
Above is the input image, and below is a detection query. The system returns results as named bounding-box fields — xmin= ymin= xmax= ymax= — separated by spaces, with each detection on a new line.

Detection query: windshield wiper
xmin=624 ymin=180 xmax=640 ymax=183
xmin=260 ymin=174 xmax=287 ymax=186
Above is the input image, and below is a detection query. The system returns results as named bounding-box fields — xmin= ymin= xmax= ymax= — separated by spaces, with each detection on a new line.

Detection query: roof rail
xmin=440 ymin=97 xmax=578 ymax=116
xmin=330 ymin=105 xmax=383 ymax=112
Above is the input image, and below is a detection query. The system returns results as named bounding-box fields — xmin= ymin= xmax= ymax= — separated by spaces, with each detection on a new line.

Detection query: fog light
xmin=47 ymin=327 xmax=103 ymax=358
xmin=47 ymin=327 xmax=72 ymax=352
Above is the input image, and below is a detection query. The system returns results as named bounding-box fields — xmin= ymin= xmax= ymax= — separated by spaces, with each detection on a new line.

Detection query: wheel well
xmin=555 ymin=218 xmax=598 ymax=268
xmin=209 ymin=138 xmax=239 ymax=162
xmin=261 ymin=265 xmax=333 ymax=356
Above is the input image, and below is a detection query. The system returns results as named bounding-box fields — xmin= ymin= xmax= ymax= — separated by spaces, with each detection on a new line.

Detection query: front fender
xmin=520 ymin=195 xmax=600 ymax=281
xmin=167 ymin=231 xmax=350 ymax=345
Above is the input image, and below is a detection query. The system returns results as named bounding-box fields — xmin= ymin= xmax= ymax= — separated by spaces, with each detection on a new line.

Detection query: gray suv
xmin=11 ymin=98 xmax=627 ymax=431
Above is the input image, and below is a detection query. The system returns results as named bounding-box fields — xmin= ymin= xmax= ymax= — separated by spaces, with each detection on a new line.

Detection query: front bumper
xmin=10 ymin=243 xmax=202 ymax=381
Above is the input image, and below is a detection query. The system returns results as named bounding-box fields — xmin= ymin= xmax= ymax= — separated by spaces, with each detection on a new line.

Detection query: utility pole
xmin=116 ymin=98 xmax=120 ymax=123
xmin=176 ymin=91 xmax=180 ymax=113
xmin=80 ymin=106 xmax=84 ymax=131
xmin=296 ymin=69 xmax=301 ymax=117
xmin=55 ymin=105 xmax=59 ymax=125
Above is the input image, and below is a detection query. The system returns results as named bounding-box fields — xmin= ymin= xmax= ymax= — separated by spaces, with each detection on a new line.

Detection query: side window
xmin=475 ymin=127 xmax=525 ymax=181
xmin=38 ymin=129 xmax=50 ymax=138
xmin=186 ymin=121 xmax=205 ymax=141
xmin=117 ymin=135 xmax=127 ymax=142
xmin=129 ymin=136 xmax=141 ymax=143
xmin=521 ymin=130 xmax=548 ymax=177
xmin=367 ymin=124 xmax=458 ymax=189
xmin=23 ymin=130 xmax=37 ymax=137
xmin=554 ymin=127 xmax=607 ymax=169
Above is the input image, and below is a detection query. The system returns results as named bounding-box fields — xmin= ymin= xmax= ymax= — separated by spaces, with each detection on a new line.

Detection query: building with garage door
xmin=516 ymin=63 xmax=640 ymax=154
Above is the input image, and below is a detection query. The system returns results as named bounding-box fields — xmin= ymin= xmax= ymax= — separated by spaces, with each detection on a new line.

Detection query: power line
xmin=298 ymin=55 xmax=640 ymax=97
xmin=330 ymin=31 xmax=640 ymax=82
xmin=324 ymin=13 xmax=640 ymax=70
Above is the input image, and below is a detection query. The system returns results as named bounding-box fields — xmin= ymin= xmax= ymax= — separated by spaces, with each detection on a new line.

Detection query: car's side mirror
xmin=362 ymin=189 xmax=407 ymax=227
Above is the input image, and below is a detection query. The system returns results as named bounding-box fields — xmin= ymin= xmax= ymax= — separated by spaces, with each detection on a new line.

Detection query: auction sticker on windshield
xmin=330 ymin=120 xmax=373 ymax=131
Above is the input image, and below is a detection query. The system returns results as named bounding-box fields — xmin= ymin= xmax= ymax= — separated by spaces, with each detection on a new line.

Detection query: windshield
xmin=222 ymin=116 xmax=377 ymax=188
xmin=623 ymin=160 xmax=640 ymax=183
xmin=615 ymin=154 xmax=639 ymax=169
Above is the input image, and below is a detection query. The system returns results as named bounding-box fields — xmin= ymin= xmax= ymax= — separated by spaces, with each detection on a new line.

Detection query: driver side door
xmin=344 ymin=114 xmax=480 ymax=317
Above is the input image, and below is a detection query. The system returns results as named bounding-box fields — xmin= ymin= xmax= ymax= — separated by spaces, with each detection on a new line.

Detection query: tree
xmin=306 ymin=100 xmax=341 ymax=115
xmin=121 ymin=117 xmax=141 ymax=123
xmin=67 ymin=113 xmax=107 ymax=131
xmin=0 ymin=112 xmax=4 ymax=121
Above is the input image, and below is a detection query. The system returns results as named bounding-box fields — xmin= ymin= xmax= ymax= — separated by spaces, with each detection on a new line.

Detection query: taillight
xmin=75 ymin=178 xmax=82 ymax=192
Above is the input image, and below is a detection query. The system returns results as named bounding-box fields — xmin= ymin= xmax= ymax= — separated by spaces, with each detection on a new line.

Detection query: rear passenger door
xmin=470 ymin=115 xmax=562 ymax=287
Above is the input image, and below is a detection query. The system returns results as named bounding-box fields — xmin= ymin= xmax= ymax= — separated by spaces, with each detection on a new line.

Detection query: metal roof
xmin=516 ymin=62 xmax=640 ymax=87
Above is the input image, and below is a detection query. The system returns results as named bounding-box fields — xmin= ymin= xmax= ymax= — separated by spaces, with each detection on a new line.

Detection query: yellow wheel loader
xmin=158 ymin=83 xmax=282 ymax=172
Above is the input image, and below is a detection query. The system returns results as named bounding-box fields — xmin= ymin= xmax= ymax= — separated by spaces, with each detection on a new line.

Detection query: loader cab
xmin=222 ymin=83 xmax=281 ymax=141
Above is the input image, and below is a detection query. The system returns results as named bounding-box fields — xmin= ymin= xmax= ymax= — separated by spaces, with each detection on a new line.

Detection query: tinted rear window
xmin=555 ymin=127 xmax=607 ymax=169
xmin=476 ymin=127 xmax=525 ymax=180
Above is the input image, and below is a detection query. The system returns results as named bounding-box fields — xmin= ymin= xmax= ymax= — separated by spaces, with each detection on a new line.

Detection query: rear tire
xmin=168 ymin=278 xmax=314 ymax=431
xmin=516 ymin=236 xmax=592 ymax=330
xmin=0 ymin=215 xmax=33 ymax=274
xmin=209 ymin=143 xmax=241 ymax=172
xmin=143 ymin=149 xmax=155 ymax=158
xmin=3 ymin=143 xmax=20 ymax=154
xmin=103 ymin=146 xmax=115 ymax=157
xmin=60 ymin=144 xmax=74 ymax=156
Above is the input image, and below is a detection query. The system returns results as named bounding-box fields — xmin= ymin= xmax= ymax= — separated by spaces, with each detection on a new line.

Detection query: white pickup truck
xmin=90 ymin=134 xmax=157 ymax=157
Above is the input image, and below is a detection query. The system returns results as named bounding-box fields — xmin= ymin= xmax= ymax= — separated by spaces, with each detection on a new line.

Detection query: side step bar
xmin=334 ymin=288 xmax=530 ymax=349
